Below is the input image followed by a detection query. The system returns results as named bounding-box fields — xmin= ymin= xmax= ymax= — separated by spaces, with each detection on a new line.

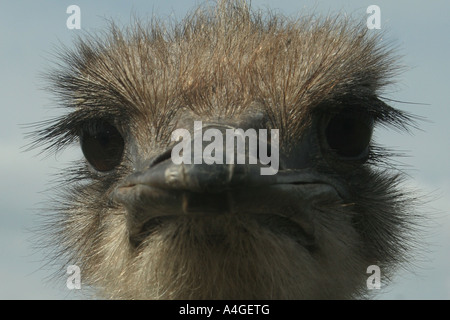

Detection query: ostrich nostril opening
xmin=147 ymin=140 xmax=285 ymax=172
xmin=148 ymin=148 xmax=174 ymax=169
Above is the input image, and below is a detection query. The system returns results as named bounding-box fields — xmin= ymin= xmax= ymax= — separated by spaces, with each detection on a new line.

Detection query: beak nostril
xmin=148 ymin=148 xmax=174 ymax=168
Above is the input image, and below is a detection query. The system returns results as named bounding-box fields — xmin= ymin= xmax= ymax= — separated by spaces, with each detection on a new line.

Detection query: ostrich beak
xmin=113 ymin=125 xmax=345 ymax=247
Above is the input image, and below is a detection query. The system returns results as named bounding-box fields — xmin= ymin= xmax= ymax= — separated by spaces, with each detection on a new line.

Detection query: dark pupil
xmin=97 ymin=132 xmax=112 ymax=148
xmin=81 ymin=122 xmax=124 ymax=172
xmin=325 ymin=112 xmax=372 ymax=158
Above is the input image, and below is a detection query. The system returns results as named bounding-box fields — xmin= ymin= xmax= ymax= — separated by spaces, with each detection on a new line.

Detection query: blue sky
xmin=0 ymin=0 xmax=449 ymax=299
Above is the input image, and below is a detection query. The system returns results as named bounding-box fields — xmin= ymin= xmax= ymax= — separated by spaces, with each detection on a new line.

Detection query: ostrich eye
xmin=324 ymin=110 xmax=373 ymax=159
xmin=80 ymin=121 xmax=124 ymax=172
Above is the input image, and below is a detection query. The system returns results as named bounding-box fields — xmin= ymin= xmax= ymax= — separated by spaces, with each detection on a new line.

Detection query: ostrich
xmin=31 ymin=0 xmax=418 ymax=299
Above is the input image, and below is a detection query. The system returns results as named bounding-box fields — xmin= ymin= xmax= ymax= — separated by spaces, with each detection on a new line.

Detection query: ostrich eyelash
xmin=25 ymin=108 xmax=129 ymax=155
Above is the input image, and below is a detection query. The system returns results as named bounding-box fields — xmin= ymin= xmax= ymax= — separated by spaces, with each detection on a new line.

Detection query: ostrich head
xmin=31 ymin=1 xmax=418 ymax=299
